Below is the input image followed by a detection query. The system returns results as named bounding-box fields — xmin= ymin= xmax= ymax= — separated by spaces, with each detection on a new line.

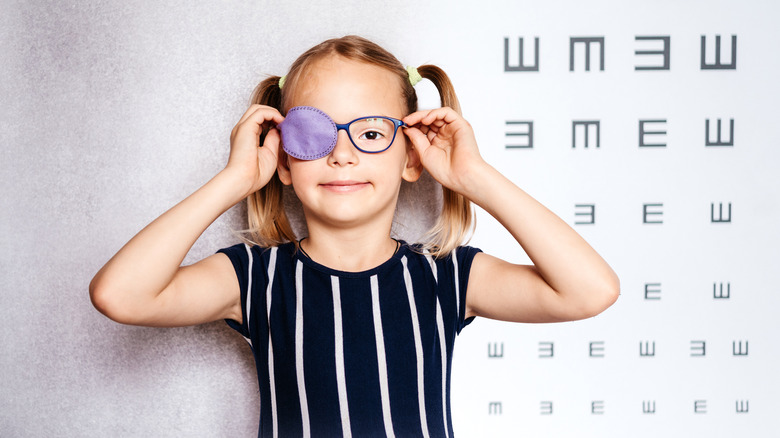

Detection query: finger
xmin=236 ymin=104 xmax=266 ymax=127
xmin=250 ymin=105 xmax=285 ymax=127
xmin=420 ymin=107 xmax=460 ymax=126
xmin=235 ymin=106 xmax=284 ymax=138
xmin=238 ymin=104 xmax=284 ymax=126
xmin=412 ymin=124 xmax=430 ymax=136
xmin=429 ymin=119 xmax=447 ymax=130
xmin=403 ymin=126 xmax=432 ymax=156
xmin=233 ymin=107 xmax=285 ymax=145
xmin=257 ymin=128 xmax=281 ymax=174
xmin=262 ymin=128 xmax=281 ymax=155
xmin=402 ymin=109 xmax=435 ymax=127
xmin=236 ymin=104 xmax=261 ymax=125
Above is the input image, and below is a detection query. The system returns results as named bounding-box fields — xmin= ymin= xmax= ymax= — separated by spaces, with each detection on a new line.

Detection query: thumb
xmin=262 ymin=128 xmax=281 ymax=156
xmin=404 ymin=126 xmax=431 ymax=158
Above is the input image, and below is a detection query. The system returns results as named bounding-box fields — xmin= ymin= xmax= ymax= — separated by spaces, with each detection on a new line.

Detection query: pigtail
xmin=243 ymin=76 xmax=297 ymax=247
xmin=417 ymin=65 xmax=461 ymax=114
xmin=417 ymin=65 xmax=475 ymax=257
xmin=251 ymin=76 xmax=283 ymax=110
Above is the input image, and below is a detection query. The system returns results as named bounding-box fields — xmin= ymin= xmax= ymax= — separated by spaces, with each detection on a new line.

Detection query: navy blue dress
xmin=219 ymin=242 xmax=480 ymax=438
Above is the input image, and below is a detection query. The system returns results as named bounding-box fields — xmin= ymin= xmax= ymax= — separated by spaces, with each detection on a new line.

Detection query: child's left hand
xmin=403 ymin=108 xmax=487 ymax=196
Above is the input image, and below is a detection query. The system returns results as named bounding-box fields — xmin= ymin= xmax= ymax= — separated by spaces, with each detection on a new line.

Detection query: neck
xmin=300 ymin=223 xmax=399 ymax=272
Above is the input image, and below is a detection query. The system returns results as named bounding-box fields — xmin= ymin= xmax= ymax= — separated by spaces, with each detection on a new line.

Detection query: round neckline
xmin=289 ymin=240 xmax=410 ymax=278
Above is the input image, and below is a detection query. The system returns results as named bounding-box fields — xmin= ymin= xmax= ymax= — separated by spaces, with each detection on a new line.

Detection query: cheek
xmin=288 ymin=161 xmax=318 ymax=186
xmin=369 ymin=147 xmax=407 ymax=175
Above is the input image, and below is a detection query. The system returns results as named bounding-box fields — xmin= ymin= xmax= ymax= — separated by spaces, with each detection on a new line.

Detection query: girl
xmin=90 ymin=36 xmax=619 ymax=437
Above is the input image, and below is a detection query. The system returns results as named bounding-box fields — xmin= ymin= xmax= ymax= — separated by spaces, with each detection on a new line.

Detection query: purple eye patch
xmin=278 ymin=106 xmax=338 ymax=160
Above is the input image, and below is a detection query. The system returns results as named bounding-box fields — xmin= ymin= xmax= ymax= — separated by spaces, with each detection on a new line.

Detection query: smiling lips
xmin=320 ymin=180 xmax=370 ymax=193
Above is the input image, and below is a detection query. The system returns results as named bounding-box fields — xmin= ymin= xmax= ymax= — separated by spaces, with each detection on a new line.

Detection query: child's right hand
xmin=225 ymin=104 xmax=285 ymax=196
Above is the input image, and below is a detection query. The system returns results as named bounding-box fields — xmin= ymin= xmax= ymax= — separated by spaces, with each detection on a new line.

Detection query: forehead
xmin=287 ymin=55 xmax=406 ymax=120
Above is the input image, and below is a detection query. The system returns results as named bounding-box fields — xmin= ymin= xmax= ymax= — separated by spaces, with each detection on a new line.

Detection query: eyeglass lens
xmin=347 ymin=118 xmax=397 ymax=152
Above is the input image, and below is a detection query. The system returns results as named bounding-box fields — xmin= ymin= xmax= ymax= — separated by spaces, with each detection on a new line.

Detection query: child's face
xmin=277 ymin=55 xmax=421 ymax=230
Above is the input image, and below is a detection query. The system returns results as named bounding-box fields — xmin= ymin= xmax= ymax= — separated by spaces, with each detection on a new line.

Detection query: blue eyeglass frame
xmin=335 ymin=116 xmax=408 ymax=154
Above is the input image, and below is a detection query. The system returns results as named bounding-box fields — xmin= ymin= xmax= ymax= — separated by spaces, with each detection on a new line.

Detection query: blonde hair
xmin=245 ymin=35 xmax=473 ymax=257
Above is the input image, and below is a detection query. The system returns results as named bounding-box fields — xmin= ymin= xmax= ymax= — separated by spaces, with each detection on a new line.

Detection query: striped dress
xmin=218 ymin=241 xmax=481 ymax=438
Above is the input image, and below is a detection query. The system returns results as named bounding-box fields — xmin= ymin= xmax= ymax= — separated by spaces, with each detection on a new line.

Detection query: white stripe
xmin=371 ymin=275 xmax=395 ymax=438
xmin=434 ymin=297 xmax=450 ymax=438
xmin=266 ymin=247 xmax=278 ymax=438
xmin=424 ymin=250 xmax=438 ymax=283
xmin=331 ymin=276 xmax=352 ymax=438
xmin=243 ymin=244 xmax=254 ymax=347
xmin=401 ymin=257 xmax=430 ymax=438
xmin=426 ymin=249 xmax=449 ymax=436
xmin=452 ymin=250 xmax=460 ymax=322
xmin=295 ymin=261 xmax=311 ymax=438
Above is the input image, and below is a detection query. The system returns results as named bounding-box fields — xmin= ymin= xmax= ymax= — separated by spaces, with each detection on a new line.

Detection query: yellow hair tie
xmin=406 ymin=66 xmax=422 ymax=86
xmin=278 ymin=75 xmax=287 ymax=89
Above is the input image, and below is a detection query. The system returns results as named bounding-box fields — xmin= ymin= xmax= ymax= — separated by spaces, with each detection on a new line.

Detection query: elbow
xmin=580 ymin=274 xmax=620 ymax=319
xmin=89 ymin=277 xmax=115 ymax=320
xmin=89 ymin=277 xmax=133 ymax=325
xmin=556 ymin=273 xmax=619 ymax=321
xmin=601 ymin=277 xmax=621 ymax=312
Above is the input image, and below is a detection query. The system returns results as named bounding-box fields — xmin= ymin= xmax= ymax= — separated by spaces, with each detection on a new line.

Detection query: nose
xmin=327 ymin=129 xmax=358 ymax=166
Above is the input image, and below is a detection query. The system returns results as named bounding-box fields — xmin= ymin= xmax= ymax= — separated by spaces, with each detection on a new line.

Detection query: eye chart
xmin=431 ymin=3 xmax=780 ymax=437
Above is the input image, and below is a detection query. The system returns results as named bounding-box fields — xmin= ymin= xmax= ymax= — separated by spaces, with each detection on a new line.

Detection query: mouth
xmin=320 ymin=180 xmax=370 ymax=193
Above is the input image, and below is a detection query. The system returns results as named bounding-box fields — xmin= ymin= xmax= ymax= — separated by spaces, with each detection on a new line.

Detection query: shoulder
xmin=402 ymin=243 xmax=482 ymax=332
xmin=404 ymin=243 xmax=482 ymax=267
xmin=216 ymin=241 xmax=299 ymax=281
xmin=218 ymin=241 xmax=297 ymax=261
xmin=400 ymin=242 xmax=482 ymax=287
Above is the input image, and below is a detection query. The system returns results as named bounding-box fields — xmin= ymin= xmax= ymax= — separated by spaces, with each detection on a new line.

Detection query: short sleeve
xmin=453 ymin=245 xmax=482 ymax=333
xmin=217 ymin=243 xmax=252 ymax=338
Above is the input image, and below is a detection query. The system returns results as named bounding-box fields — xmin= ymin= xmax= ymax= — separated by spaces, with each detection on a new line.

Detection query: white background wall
xmin=2 ymin=1 xmax=778 ymax=436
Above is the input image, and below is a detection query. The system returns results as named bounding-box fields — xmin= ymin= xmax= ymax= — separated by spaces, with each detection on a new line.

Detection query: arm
xmin=89 ymin=105 xmax=284 ymax=327
xmin=403 ymin=108 xmax=619 ymax=323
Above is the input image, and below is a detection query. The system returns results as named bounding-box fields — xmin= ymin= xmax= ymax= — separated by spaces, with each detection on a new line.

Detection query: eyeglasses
xmin=278 ymin=106 xmax=407 ymax=161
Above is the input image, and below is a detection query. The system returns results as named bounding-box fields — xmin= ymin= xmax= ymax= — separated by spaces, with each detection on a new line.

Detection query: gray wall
xmin=0 ymin=1 xmax=430 ymax=436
